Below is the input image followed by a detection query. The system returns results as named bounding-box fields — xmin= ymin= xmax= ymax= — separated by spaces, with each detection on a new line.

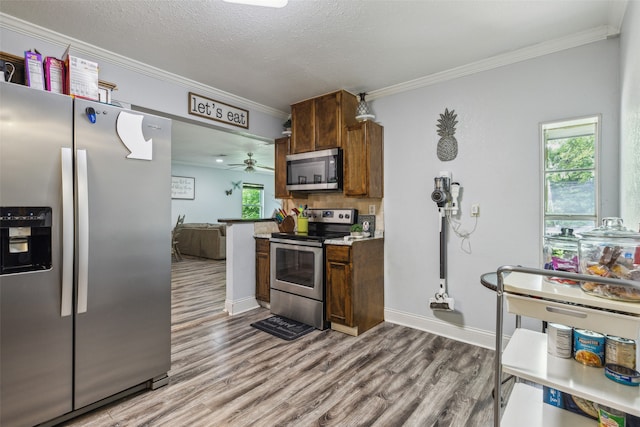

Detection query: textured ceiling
xmin=0 ymin=0 xmax=627 ymax=171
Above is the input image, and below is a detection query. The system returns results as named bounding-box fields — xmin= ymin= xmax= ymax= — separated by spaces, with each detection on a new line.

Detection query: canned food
xmin=547 ymin=323 xmax=572 ymax=358
xmin=605 ymin=335 xmax=637 ymax=370
xmin=573 ymin=329 xmax=605 ymax=367
xmin=596 ymin=404 xmax=626 ymax=427
xmin=604 ymin=363 xmax=640 ymax=386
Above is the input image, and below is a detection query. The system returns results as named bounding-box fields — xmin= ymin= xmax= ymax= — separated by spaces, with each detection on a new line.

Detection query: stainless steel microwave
xmin=286 ymin=148 xmax=343 ymax=192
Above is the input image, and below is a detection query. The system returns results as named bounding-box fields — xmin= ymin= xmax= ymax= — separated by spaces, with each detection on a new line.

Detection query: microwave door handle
xmin=60 ymin=148 xmax=73 ymax=317
xmin=77 ymin=149 xmax=89 ymax=314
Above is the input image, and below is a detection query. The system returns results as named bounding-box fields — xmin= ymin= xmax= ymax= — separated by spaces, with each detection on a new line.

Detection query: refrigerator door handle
xmin=61 ymin=148 xmax=74 ymax=317
xmin=77 ymin=149 xmax=89 ymax=314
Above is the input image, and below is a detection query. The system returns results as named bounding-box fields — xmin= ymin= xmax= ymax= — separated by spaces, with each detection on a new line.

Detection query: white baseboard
xmin=384 ymin=307 xmax=511 ymax=350
xmin=225 ymin=297 xmax=260 ymax=316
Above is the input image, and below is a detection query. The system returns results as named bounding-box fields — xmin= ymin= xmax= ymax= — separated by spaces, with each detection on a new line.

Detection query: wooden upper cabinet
xmin=291 ymin=99 xmax=315 ymax=154
xmin=314 ymin=92 xmax=342 ymax=150
xmin=290 ymin=90 xmax=358 ymax=154
xmin=274 ymin=136 xmax=291 ymax=199
xmin=344 ymin=120 xmax=384 ymax=198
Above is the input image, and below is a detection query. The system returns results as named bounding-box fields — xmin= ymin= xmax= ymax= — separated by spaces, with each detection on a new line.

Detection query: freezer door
xmin=0 ymin=82 xmax=74 ymax=426
xmin=72 ymin=99 xmax=171 ymax=409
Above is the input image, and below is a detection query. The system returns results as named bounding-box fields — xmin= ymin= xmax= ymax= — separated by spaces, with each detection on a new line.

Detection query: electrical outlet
xmin=368 ymin=205 xmax=376 ymax=215
xmin=471 ymin=204 xmax=480 ymax=217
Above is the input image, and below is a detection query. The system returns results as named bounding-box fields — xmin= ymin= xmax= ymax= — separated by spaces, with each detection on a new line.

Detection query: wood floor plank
xmin=62 ymin=256 xmax=497 ymax=427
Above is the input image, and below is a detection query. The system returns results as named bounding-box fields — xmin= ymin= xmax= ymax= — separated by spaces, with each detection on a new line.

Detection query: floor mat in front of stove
xmin=251 ymin=315 xmax=315 ymax=341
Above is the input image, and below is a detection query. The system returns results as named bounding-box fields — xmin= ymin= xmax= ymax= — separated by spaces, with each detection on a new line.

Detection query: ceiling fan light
xmin=245 ymin=165 xmax=255 ymax=172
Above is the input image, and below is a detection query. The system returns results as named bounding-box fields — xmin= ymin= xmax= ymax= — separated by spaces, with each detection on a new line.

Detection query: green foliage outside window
xmin=242 ymin=185 xmax=263 ymax=219
xmin=542 ymin=117 xmax=598 ymax=237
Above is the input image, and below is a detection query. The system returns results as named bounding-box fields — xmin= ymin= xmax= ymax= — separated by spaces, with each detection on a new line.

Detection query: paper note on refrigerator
xmin=116 ymin=111 xmax=153 ymax=161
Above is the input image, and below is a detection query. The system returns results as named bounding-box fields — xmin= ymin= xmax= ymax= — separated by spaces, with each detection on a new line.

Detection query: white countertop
xmin=325 ymin=234 xmax=384 ymax=246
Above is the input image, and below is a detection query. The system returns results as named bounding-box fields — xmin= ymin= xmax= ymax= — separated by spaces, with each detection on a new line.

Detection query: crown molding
xmin=0 ymin=13 xmax=288 ymax=118
xmin=1 ymin=12 xmax=622 ymax=109
xmin=367 ymin=25 xmax=621 ymax=101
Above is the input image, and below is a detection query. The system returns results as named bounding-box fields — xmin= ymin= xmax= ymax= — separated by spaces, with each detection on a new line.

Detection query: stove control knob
xmin=338 ymin=214 xmax=344 ymax=219
xmin=345 ymin=214 xmax=350 ymax=219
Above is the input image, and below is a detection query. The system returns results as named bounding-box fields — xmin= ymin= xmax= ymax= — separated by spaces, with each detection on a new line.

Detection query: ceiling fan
xmin=228 ymin=152 xmax=274 ymax=173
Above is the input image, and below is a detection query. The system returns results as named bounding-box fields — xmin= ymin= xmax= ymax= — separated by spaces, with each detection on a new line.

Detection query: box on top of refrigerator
xmin=62 ymin=45 xmax=99 ymax=101
xmin=24 ymin=50 xmax=45 ymax=90
xmin=44 ymin=57 xmax=65 ymax=94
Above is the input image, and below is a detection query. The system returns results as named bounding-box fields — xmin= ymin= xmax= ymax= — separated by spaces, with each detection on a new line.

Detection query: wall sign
xmin=188 ymin=92 xmax=249 ymax=129
xmin=172 ymin=176 xmax=195 ymax=200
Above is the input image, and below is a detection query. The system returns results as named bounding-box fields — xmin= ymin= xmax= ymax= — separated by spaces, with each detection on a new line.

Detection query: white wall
xmin=0 ymin=18 xmax=284 ymax=140
xmin=171 ymin=164 xmax=280 ymax=225
xmin=620 ymin=1 xmax=640 ymax=230
xmin=374 ymin=39 xmax=620 ymax=343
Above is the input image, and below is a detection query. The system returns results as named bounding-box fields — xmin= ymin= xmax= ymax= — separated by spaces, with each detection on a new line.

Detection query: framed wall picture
xmin=172 ymin=176 xmax=195 ymax=199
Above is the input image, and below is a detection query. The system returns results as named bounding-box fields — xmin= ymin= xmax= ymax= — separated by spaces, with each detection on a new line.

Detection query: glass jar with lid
xmin=578 ymin=217 xmax=640 ymax=301
xmin=543 ymin=227 xmax=579 ymax=285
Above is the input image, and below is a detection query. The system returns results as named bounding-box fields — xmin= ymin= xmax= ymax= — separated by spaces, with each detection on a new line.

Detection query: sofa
xmin=175 ymin=223 xmax=226 ymax=260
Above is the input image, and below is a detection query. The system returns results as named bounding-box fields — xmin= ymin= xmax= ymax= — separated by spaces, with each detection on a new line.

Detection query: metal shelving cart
xmin=491 ymin=266 xmax=640 ymax=426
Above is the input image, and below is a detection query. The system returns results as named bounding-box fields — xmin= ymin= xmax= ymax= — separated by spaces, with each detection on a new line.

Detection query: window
xmin=541 ymin=115 xmax=599 ymax=238
xmin=242 ymin=183 xmax=264 ymax=219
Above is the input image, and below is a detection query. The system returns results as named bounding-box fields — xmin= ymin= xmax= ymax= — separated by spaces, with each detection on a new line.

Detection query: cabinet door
xmin=291 ymin=99 xmax=314 ymax=154
xmin=344 ymin=123 xmax=368 ymax=197
xmin=326 ymin=246 xmax=353 ymax=326
xmin=314 ymin=92 xmax=341 ymax=150
xmin=255 ymin=239 xmax=270 ymax=302
xmin=344 ymin=121 xmax=383 ymax=198
xmin=274 ymin=137 xmax=291 ymax=199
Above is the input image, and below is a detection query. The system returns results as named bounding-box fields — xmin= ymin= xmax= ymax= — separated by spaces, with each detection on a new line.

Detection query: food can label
xmin=573 ymin=329 xmax=605 ymax=367
xmin=606 ymin=336 xmax=637 ymax=370
xmin=547 ymin=323 xmax=572 ymax=358
xmin=597 ymin=406 xmax=626 ymax=427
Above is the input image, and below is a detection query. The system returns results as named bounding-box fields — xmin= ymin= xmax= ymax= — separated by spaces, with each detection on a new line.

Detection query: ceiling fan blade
xmin=256 ymin=165 xmax=275 ymax=171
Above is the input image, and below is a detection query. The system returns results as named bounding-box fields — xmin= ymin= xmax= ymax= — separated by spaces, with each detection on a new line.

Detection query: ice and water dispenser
xmin=0 ymin=207 xmax=52 ymax=275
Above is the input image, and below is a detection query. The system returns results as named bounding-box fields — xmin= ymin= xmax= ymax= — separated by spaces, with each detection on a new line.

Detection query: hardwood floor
xmin=63 ymin=256 xmax=497 ymax=427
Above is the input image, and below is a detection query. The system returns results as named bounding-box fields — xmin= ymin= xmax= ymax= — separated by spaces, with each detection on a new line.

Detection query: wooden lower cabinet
xmin=325 ymin=239 xmax=384 ymax=336
xmin=255 ymin=238 xmax=270 ymax=303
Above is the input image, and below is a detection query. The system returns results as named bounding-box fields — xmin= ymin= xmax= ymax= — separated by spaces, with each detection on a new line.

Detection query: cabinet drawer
xmin=255 ymin=238 xmax=270 ymax=253
xmin=506 ymin=293 xmax=640 ymax=340
xmin=326 ymin=245 xmax=351 ymax=263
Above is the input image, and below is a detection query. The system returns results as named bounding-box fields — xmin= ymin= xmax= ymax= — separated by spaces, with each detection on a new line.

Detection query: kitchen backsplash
xmin=283 ymin=194 xmax=384 ymax=231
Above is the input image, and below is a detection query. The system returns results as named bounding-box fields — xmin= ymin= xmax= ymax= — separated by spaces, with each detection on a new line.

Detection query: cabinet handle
xmin=545 ymin=306 xmax=587 ymax=318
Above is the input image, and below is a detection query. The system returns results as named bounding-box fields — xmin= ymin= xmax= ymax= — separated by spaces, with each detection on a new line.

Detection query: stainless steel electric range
xmin=269 ymin=208 xmax=357 ymax=329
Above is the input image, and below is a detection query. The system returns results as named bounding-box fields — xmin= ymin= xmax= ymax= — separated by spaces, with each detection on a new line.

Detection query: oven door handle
xmin=269 ymin=238 xmax=323 ymax=248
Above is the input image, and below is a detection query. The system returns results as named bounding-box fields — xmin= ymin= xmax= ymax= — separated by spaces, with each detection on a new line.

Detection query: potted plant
xmin=282 ymin=116 xmax=292 ymax=136
xmin=350 ymin=223 xmax=363 ymax=237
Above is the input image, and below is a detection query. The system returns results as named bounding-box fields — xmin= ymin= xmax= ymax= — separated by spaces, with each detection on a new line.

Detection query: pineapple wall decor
xmin=436 ymin=108 xmax=458 ymax=161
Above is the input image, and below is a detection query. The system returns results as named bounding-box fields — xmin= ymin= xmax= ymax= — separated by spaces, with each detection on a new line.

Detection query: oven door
xmin=270 ymin=239 xmax=323 ymax=301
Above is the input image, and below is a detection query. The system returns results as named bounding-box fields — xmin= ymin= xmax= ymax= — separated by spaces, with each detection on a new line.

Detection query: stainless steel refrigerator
xmin=0 ymin=81 xmax=171 ymax=427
